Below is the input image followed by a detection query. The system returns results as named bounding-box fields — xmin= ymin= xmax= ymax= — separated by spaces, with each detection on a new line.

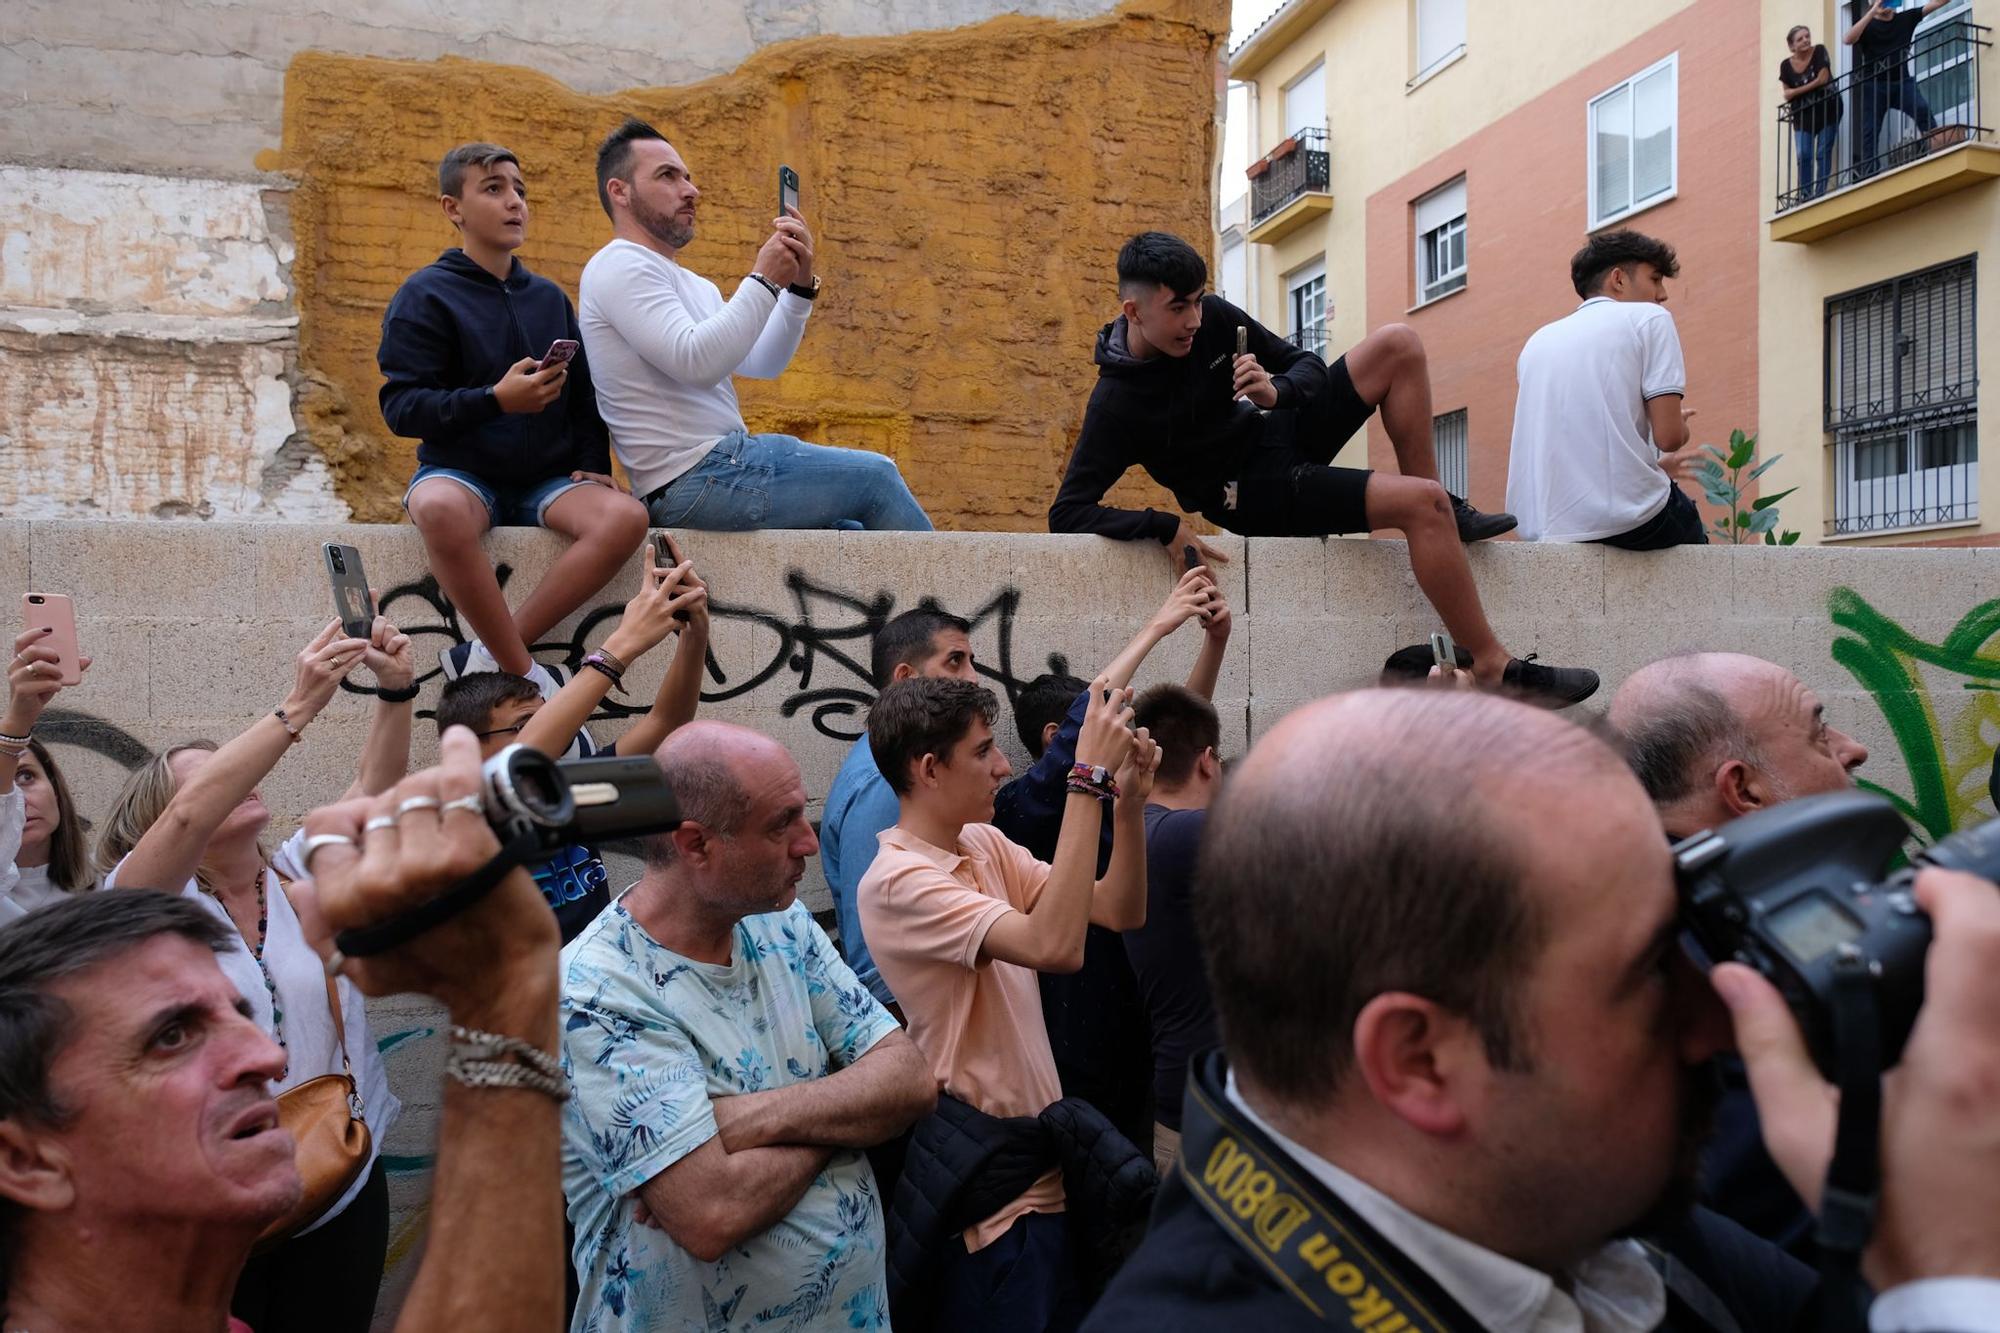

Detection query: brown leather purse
xmin=255 ymin=963 xmax=371 ymax=1251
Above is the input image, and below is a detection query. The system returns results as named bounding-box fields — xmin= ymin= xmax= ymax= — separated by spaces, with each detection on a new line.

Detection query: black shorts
xmin=1205 ymin=354 xmax=1376 ymax=537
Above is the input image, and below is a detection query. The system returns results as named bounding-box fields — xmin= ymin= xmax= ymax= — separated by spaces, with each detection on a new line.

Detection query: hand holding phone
xmin=654 ymin=534 xmax=691 ymax=622
xmin=324 ymin=544 xmax=375 ymax=639
xmin=778 ymin=165 xmax=801 ymax=219
xmin=20 ymin=595 xmax=83 ymax=687
xmin=538 ymin=339 xmax=579 ymax=374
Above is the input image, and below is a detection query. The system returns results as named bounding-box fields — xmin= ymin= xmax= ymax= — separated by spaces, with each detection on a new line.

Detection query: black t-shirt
xmin=1855 ymin=9 xmax=1925 ymax=78
xmin=1778 ymin=45 xmax=1842 ymax=131
xmin=1122 ymin=805 xmax=1220 ymax=1131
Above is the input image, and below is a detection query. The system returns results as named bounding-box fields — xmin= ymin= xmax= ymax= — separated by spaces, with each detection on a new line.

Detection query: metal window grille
xmin=1433 ymin=409 xmax=1469 ymax=498
xmin=1285 ymin=326 xmax=1329 ymax=360
xmin=1250 ymin=128 xmax=1331 ymax=226
xmin=1824 ymin=257 xmax=1978 ymax=534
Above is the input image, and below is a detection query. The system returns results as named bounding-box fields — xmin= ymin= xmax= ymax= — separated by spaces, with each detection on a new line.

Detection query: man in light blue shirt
xmin=820 ymin=608 xmax=979 ymax=1008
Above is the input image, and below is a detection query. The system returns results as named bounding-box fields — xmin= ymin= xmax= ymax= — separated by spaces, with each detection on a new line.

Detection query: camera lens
xmin=481 ymin=744 xmax=575 ymax=834
xmin=26 ymin=596 xmax=42 ymax=605
xmin=331 ymin=551 xmax=345 ymax=572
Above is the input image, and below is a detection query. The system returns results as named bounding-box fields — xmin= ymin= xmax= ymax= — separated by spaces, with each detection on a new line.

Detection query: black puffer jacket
xmin=885 ymin=1093 xmax=1157 ymax=1328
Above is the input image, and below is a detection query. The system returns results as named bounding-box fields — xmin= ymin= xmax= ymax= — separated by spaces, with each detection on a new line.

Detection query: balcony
xmin=1285 ymin=326 xmax=1329 ymax=361
xmin=1772 ymin=21 xmax=1999 ymax=243
xmin=1247 ymin=128 xmax=1331 ymax=244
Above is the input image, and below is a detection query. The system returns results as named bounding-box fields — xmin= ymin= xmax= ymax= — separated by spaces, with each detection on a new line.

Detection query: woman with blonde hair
xmin=1 ymin=626 xmax=96 ymax=913
xmin=99 ymin=614 xmax=420 ymax=1333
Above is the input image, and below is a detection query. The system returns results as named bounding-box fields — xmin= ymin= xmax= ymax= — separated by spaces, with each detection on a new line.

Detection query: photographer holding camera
xmin=0 ymin=725 xmax=569 ymax=1333
xmin=1084 ymin=688 xmax=2000 ymax=1332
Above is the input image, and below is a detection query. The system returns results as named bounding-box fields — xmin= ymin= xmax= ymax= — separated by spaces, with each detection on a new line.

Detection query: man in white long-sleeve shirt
xmin=579 ymin=119 xmax=932 ymax=532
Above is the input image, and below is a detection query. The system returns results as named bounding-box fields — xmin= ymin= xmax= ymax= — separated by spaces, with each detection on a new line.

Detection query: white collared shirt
xmin=1225 ymin=1074 xmax=2000 ymax=1333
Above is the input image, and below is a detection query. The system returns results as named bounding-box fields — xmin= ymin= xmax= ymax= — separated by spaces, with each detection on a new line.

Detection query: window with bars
xmin=1433 ymin=408 xmax=1469 ymax=498
xmin=1824 ymin=257 xmax=1978 ymax=535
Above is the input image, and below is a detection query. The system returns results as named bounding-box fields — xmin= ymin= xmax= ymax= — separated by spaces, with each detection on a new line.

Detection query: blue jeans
xmin=1854 ymin=74 xmax=1935 ymax=176
xmin=403 ymin=466 xmax=585 ymax=528
xmin=935 ymin=1213 xmax=1084 ymax=1333
xmin=1794 ymin=122 xmax=1839 ymax=199
xmin=642 ymin=431 xmax=933 ymax=531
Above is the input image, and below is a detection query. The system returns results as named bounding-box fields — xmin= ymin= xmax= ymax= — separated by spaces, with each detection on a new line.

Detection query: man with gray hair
xmin=558 ymin=721 xmax=935 ymax=1332
xmin=1607 ymin=651 xmax=1869 ymax=840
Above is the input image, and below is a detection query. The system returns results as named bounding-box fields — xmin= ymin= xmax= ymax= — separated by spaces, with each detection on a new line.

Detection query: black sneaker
xmin=1500 ymin=656 xmax=1600 ymax=709
xmin=1451 ymin=494 xmax=1517 ymax=543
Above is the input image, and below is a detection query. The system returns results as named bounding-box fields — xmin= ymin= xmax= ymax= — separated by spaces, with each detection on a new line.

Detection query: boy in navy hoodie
xmin=379 ymin=142 xmax=649 ymax=695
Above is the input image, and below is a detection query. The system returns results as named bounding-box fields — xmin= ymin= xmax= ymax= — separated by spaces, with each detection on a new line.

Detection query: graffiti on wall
xmin=369 ymin=564 xmax=1069 ymax=740
xmin=1831 ymin=586 xmax=2000 ymax=842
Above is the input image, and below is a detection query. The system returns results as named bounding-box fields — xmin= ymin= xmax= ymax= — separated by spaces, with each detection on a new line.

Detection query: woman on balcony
xmin=1779 ymin=24 xmax=1841 ymax=199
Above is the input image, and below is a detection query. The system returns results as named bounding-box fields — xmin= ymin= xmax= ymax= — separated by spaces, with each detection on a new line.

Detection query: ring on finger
xmin=323 ymin=949 xmax=347 ymax=978
xmin=302 ymin=832 xmax=357 ymax=872
xmin=441 ymin=794 xmax=483 ymax=817
xmin=397 ymin=795 xmax=442 ymax=818
xmin=363 ymin=814 xmax=398 ymax=834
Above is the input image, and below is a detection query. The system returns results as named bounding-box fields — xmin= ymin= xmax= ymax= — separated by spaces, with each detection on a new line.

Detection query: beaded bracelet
xmin=1066 ymin=762 xmax=1120 ymax=802
xmin=272 ymin=706 xmax=305 ymax=744
xmin=0 ymin=730 xmax=31 ymax=747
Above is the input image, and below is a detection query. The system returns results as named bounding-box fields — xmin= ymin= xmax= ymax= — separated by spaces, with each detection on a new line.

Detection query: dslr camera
xmin=479 ymin=744 xmax=682 ymax=851
xmin=1674 ymin=789 xmax=2000 ymax=1079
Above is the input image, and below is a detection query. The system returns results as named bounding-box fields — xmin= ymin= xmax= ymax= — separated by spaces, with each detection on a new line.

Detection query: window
xmin=1433 ymin=409 xmax=1469 ymax=497
xmin=1283 ymin=62 xmax=1326 ymax=139
xmin=1219 ymin=233 xmax=1247 ymax=309
xmin=1287 ymin=259 xmax=1328 ymax=358
xmin=1413 ymin=0 xmax=1466 ymax=85
xmin=1825 ymin=257 xmax=1978 ymax=535
xmin=1588 ymin=54 xmax=1677 ymax=228
xmin=1414 ymin=176 xmax=1467 ymax=305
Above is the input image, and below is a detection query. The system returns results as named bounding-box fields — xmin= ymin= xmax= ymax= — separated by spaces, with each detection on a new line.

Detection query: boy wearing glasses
xmin=432 ymin=544 xmax=708 ymax=940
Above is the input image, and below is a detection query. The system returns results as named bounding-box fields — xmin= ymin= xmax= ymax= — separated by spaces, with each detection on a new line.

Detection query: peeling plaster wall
xmin=3 ymin=1 xmax=1223 ymax=527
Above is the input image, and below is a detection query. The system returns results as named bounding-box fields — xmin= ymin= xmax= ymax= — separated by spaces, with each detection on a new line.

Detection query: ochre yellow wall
xmin=273 ymin=0 xmax=1226 ymax=527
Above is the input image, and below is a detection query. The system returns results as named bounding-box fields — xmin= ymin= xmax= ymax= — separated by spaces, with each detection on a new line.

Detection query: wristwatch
xmin=788 ymin=274 xmax=821 ymax=301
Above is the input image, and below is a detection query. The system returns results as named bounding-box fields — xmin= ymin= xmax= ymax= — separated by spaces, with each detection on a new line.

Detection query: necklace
xmin=205 ymin=869 xmax=287 ymax=1078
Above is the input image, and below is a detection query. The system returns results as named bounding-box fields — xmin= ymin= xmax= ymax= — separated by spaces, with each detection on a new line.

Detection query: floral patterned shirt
xmin=560 ymin=896 xmax=899 ymax=1332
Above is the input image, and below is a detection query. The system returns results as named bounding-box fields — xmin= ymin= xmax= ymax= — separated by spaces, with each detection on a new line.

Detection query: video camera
xmin=332 ymin=745 xmax=681 ymax=958
xmin=1673 ymin=788 xmax=2000 ymax=1079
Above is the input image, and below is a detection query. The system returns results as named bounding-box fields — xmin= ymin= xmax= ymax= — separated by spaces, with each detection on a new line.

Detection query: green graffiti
xmin=1829 ymin=586 xmax=2000 ymax=842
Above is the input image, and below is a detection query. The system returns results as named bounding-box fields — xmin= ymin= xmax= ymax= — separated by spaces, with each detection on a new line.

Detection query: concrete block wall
xmin=4 ymin=520 xmax=1996 ymax=1322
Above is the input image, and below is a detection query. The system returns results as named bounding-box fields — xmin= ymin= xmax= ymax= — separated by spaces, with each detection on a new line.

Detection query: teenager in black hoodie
xmin=378 ymin=142 xmax=648 ymax=693
xmin=1050 ymin=232 xmax=1597 ymax=707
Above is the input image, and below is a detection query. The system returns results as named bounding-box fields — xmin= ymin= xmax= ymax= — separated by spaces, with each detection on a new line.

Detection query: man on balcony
xmin=1506 ymin=231 xmax=1707 ymax=551
xmin=1847 ymin=0 xmax=1953 ymax=175
xmin=1049 ymin=231 xmax=1599 ymax=709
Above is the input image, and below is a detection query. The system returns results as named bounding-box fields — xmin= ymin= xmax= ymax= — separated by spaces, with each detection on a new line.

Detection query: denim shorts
xmin=403 ymin=466 xmax=587 ymax=529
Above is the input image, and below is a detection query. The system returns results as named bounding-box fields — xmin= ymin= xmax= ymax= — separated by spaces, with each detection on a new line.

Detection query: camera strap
xmin=331 ymin=827 xmax=545 ymax=958
xmin=1812 ymin=952 xmax=1883 ymax=1333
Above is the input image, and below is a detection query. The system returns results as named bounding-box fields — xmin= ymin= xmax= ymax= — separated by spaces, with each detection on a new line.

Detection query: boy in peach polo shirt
xmin=858 ymin=676 xmax=1160 ymax=1332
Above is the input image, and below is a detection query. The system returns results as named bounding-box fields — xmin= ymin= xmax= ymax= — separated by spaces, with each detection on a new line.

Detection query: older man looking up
xmin=0 ymin=728 xmax=573 ymax=1333
xmin=559 ymin=721 xmax=935 ymax=1333
xmin=1608 ymin=651 xmax=1870 ymax=839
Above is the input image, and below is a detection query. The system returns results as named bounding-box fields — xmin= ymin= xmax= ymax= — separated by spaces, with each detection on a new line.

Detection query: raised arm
xmin=116 ymin=622 xmax=367 ymax=893
xmin=1 ymin=627 xmax=85 ymax=800
xmin=343 ymin=607 xmax=416 ymax=801
xmin=709 ymin=1029 xmax=935 ymax=1151
xmin=590 ymin=245 xmax=786 ymax=390
xmin=615 ymin=537 xmax=710 ymax=757
xmin=980 ymin=681 xmax=1135 ymax=973
xmin=1845 ymin=2 xmax=1883 ymax=44
xmin=1101 ymin=569 xmax=1221 ymax=691
xmin=1087 ymin=729 xmax=1160 ymax=932
xmin=1184 ymin=575 xmax=1233 ymax=702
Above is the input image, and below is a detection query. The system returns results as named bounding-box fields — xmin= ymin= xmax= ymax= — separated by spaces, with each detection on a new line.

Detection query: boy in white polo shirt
xmin=579 ymin=118 xmax=932 ymax=533
xmin=1506 ymin=230 xmax=1706 ymax=549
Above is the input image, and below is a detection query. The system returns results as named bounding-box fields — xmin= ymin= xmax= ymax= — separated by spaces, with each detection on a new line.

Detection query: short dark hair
xmin=1014 ymin=670 xmax=1086 ymax=758
xmin=0 ymin=893 xmax=234 ymax=1130
xmin=868 ymin=679 xmax=998 ymax=797
xmin=869 ymin=608 xmax=972 ymax=689
xmin=1197 ymin=690 xmax=1568 ymax=1105
xmin=434 ymin=672 xmax=541 ymax=736
xmin=438 ymin=142 xmax=520 ymax=199
xmin=1135 ymin=683 xmax=1220 ymax=787
xmin=1571 ymin=229 xmax=1680 ymax=298
xmin=595 ymin=117 xmax=668 ymax=220
xmin=1118 ymin=231 xmax=1207 ymax=300
xmin=646 ymin=751 xmax=754 ymax=867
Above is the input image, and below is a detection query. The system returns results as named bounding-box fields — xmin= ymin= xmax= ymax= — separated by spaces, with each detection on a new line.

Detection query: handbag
xmin=254 ymin=911 xmax=371 ymax=1251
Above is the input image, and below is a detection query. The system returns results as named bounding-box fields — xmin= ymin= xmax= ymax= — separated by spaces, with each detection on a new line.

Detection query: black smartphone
xmin=323 ymin=543 xmax=374 ymax=639
xmin=653 ymin=533 xmax=690 ymax=622
xmin=1184 ymin=544 xmax=1213 ymax=621
xmin=778 ymin=165 xmax=801 ymax=217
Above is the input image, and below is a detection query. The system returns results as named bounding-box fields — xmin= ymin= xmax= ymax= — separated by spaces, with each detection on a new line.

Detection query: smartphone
xmin=778 ymin=165 xmax=801 ymax=218
xmin=323 ymin=543 xmax=375 ymax=639
xmin=20 ymin=594 xmax=82 ymax=686
xmin=538 ymin=339 xmax=579 ymax=373
xmin=1429 ymin=630 xmax=1458 ymax=675
xmin=653 ymin=533 xmax=690 ymax=622
xmin=1235 ymin=326 xmax=1248 ymax=356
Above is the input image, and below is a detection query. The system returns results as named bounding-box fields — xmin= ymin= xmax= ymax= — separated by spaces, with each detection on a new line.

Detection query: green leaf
xmin=1780 ymin=530 xmax=1801 ymax=545
xmin=1733 ymin=512 xmax=1751 ymax=528
xmin=1748 ymin=454 xmax=1787 ymax=480
xmin=1749 ymin=508 xmax=1780 ymax=534
xmin=1764 ymin=530 xmax=1777 ymax=545
xmin=1700 ymin=445 xmax=1729 ymax=462
xmin=1751 ymin=487 xmax=1799 ymax=511
xmin=1727 ymin=438 xmax=1757 ymax=470
xmin=1729 ymin=429 xmax=1748 ymax=448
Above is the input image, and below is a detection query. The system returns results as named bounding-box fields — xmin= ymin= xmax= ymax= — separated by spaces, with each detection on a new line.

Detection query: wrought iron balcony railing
xmin=1249 ymin=128 xmax=1330 ymax=226
xmin=1776 ymin=21 xmax=1991 ymax=213
xmin=1285 ymin=326 xmax=1329 ymax=361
